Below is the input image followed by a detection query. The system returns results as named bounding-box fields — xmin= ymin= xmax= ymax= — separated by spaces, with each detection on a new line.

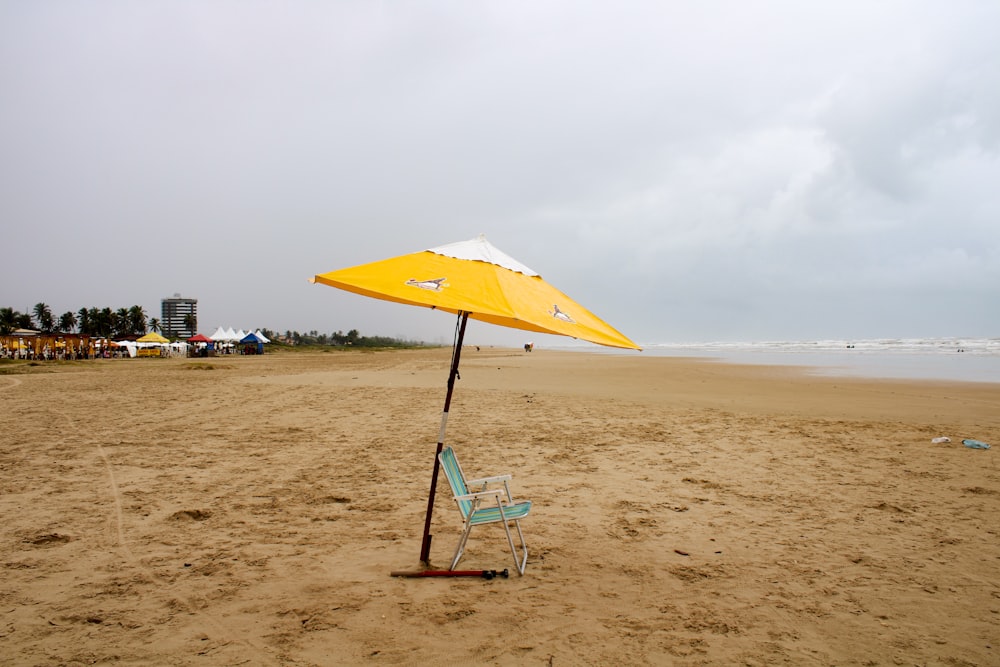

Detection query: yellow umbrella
xmin=312 ymin=235 xmax=639 ymax=565
xmin=313 ymin=235 xmax=638 ymax=349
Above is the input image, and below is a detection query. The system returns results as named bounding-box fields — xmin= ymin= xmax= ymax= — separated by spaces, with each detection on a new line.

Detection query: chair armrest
xmin=466 ymin=474 xmax=512 ymax=486
xmin=453 ymin=489 xmax=506 ymax=502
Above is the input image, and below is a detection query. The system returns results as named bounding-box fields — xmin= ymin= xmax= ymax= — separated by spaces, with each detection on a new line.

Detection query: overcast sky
xmin=2 ymin=1 xmax=998 ymax=347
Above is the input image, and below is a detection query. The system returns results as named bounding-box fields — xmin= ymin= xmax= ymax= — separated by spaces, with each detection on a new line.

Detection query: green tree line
xmin=2 ymin=304 xmax=426 ymax=348
xmin=269 ymin=328 xmax=426 ymax=348
xmin=0 ymin=303 xmax=157 ymax=338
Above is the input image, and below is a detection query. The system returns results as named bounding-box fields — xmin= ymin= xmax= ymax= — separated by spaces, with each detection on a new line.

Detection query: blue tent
xmin=239 ymin=332 xmax=265 ymax=354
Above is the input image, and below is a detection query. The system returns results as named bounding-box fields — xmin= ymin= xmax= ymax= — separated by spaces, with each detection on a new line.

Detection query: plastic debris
xmin=962 ymin=439 xmax=991 ymax=450
xmin=931 ymin=437 xmax=951 ymax=444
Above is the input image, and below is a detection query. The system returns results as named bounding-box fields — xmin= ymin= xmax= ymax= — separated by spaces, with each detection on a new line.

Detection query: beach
xmin=2 ymin=348 xmax=998 ymax=665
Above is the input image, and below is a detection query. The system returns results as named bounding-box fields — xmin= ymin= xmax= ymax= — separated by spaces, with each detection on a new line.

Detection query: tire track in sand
xmin=47 ymin=404 xmax=277 ymax=665
xmin=1 ymin=376 xmax=24 ymax=391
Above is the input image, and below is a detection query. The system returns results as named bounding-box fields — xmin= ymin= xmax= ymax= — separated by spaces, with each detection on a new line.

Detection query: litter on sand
xmin=962 ymin=439 xmax=991 ymax=450
xmin=931 ymin=437 xmax=951 ymax=444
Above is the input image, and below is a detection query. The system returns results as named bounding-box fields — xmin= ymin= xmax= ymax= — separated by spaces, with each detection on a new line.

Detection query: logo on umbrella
xmin=406 ymin=277 xmax=448 ymax=291
xmin=549 ymin=304 xmax=575 ymax=323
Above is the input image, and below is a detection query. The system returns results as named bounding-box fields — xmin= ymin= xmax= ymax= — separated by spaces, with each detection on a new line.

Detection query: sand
xmin=1 ymin=348 xmax=998 ymax=665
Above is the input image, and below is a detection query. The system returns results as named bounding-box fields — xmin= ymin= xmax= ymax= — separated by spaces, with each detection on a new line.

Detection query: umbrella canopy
xmin=312 ymin=235 xmax=639 ymax=568
xmin=136 ymin=332 xmax=169 ymax=344
xmin=312 ymin=235 xmax=638 ymax=350
xmin=187 ymin=333 xmax=212 ymax=343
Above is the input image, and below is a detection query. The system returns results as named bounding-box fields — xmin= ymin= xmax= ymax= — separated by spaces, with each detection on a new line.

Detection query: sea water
xmin=579 ymin=337 xmax=1000 ymax=383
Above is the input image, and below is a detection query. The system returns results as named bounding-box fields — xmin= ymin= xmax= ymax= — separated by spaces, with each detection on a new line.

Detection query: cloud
xmin=1 ymin=1 xmax=998 ymax=345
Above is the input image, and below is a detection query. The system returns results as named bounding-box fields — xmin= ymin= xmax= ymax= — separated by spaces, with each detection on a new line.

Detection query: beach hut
xmin=209 ymin=326 xmax=237 ymax=353
xmin=135 ymin=331 xmax=169 ymax=357
xmin=186 ymin=333 xmax=213 ymax=357
xmin=168 ymin=341 xmax=189 ymax=357
xmin=113 ymin=340 xmax=138 ymax=358
xmin=239 ymin=331 xmax=265 ymax=355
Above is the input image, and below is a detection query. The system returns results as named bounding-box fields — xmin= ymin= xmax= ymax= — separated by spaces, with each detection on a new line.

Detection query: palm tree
xmin=114 ymin=308 xmax=130 ymax=338
xmin=183 ymin=313 xmax=197 ymax=335
xmin=0 ymin=307 xmax=16 ymax=336
xmin=87 ymin=308 xmax=101 ymax=336
xmin=58 ymin=311 xmax=78 ymax=333
xmin=95 ymin=308 xmax=113 ymax=338
xmin=33 ymin=303 xmax=54 ymax=333
xmin=148 ymin=317 xmax=161 ymax=333
xmin=77 ymin=307 xmax=92 ymax=335
xmin=128 ymin=305 xmax=147 ymax=335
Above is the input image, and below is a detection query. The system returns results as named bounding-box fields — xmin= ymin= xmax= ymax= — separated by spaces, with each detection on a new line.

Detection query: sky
xmin=2 ymin=1 xmax=998 ymax=348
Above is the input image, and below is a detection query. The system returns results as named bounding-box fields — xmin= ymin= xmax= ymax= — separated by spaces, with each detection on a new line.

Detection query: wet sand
xmin=1 ymin=348 xmax=998 ymax=665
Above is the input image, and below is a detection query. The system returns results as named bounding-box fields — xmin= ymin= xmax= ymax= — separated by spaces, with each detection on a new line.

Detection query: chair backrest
xmin=439 ymin=446 xmax=472 ymax=519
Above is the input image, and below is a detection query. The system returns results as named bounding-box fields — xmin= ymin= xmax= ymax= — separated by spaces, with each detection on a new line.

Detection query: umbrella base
xmin=390 ymin=569 xmax=509 ymax=580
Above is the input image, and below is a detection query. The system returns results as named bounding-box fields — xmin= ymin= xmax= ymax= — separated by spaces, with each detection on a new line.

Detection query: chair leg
xmin=500 ymin=518 xmax=529 ymax=575
xmin=449 ymin=520 xmax=474 ymax=570
xmin=514 ymin=521 xmax=528 ymax=574
xmin=451 ymin=513 xmax=529 ymax=575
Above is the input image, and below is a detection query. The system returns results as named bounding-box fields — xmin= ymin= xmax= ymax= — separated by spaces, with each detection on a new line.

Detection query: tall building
xmin=161 ymin=294 xmax=197 ymax=339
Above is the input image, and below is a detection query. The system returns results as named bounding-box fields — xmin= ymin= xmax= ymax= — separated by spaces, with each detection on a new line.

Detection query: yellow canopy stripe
xmin=136 ymin=332 xmax=169 ymax=344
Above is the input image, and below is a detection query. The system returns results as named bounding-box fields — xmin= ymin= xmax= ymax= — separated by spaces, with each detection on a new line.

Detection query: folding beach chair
xmin=438 ymin=446 xmax=532 ymax=575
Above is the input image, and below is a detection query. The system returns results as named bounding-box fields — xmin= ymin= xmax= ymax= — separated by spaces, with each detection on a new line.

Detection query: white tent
xmin=210 ymin=326 xmax=228 ymax=341
xmin=115 ymin=341 xmax=137 ymax=358
xmin=167 ymin=341 xmax=189 ymax=357
xmin=254 ymin=329 xmax=271 ymax=343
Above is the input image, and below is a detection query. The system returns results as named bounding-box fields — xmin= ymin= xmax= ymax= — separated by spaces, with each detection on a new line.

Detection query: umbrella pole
xmin=419 ymin=311 xmax=470 ymax=565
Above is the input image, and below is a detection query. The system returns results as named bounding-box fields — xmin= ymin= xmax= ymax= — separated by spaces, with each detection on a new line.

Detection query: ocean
xmin=581 ymin=337 xmax=1000 ymax=383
